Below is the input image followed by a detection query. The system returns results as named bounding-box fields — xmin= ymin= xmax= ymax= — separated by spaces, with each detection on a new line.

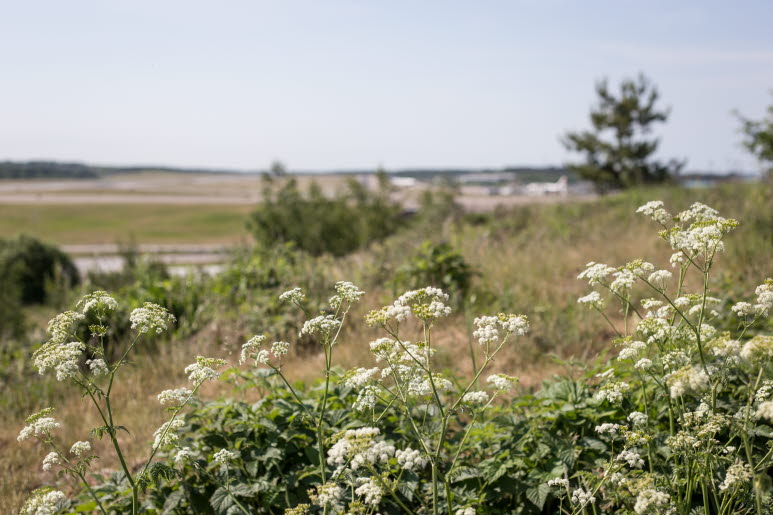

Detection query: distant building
xmin=523 ymin=176 xmax=569 ymax=196
xmin=390 ymin=177 xmax=418 ymax=188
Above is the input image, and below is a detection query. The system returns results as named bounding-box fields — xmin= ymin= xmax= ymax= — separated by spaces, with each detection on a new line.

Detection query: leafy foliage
xmin=247 ymin=174 xmax=403 ymax=257
xmin=394 ymin=240 xmax=477 ymax=301
xmin=0 ymin=234 xmax=79 ymax=305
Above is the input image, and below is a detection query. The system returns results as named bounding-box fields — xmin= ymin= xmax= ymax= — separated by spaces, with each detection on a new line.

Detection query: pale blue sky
xmin=2 ymin=1 xmax=772 ymax=172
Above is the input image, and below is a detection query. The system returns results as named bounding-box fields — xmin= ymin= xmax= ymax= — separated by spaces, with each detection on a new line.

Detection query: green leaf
xmin=210 ymin=487 xmax=235 ymax=514
xmin=525 ymin=482 xmax=550 ymax=510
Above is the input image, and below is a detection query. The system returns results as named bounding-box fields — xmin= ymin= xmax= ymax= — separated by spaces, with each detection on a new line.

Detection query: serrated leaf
xmin=525 ymin=482 xmax=550 ymax=510
xmin=210 ymin=487 xmax=235 ymax=514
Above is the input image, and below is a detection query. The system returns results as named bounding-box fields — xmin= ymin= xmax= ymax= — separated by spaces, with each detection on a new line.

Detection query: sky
xmin=1 ymin=1 xmax=772 ymax=173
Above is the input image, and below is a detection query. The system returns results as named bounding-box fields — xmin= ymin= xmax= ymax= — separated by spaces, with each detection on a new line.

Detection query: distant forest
xmin=0 ymin=161 xmax=235 ymax=179
xmin=0 ymin=160 xmax=748 ymax=182
xmin=0 ymin=160 xmax=578 ymax=181
xmin=0 ymin=161 xmax=101 ymax=179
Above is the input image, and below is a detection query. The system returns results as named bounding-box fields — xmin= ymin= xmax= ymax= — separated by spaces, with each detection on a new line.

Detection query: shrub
xmin=394 ymin=240 xmax=477 ymax=301
xmin=247 ymin=176 xmax=403 ymax=257
xmin=0 ymin=235 xmax=79 ymax=305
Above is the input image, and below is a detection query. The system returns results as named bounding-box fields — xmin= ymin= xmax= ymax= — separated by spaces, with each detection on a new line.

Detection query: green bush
xmin=0 ymin=234 xmax=79 ymax=305
xmin=247 ymin=176 xmax=403 ymax=257
xmin=394 ymin=240 xmax=477 ymax=301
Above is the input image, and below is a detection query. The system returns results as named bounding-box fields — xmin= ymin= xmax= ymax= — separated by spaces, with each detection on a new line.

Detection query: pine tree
xmin=562 ymin=73 xmax=684 ymax=191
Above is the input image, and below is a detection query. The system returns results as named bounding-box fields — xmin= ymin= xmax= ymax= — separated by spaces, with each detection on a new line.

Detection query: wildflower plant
xmin=563 ymin=200 xmax=773 ymax=514
xmin=248 ymin=282 xmax=529 ymax=514
xmin=17 ymin=292 xmax=227 ymax=515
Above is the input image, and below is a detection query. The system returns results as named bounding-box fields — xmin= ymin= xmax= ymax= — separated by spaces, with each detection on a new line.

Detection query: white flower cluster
xmin=20 ymin=488 xmax=68 ymax=515
xmin=719 ymin=459 xmax=752 ymax=491
xmin=315 ymin=482 xmax=344 ymax=507
xmin=329 ymin=281 xmax=365 ymax=309
xmin=547 ymin=477 xmax=569 ymax=488
xmin=625 ymin=260 xmax=656 ymax=277
xmin=670 ymin=251 xmax=685 ymax=267
xmin=213 ymin=449 xmax=237 ymax=465
xmin=677 ymin=202 xmax=719 ymax=223
xmin=740 ymin=335 xmax=773 ymax=363
xmin=627 ymin=411 xmax=648 ymax=426
xmin=152 ymin=419 xmax=185 ymax=448
xmin=271 ymin=341 xmax=290 ymax=358
xmin=301 ymin=315 xmax=341 ymax=337
xmin=240 ymin=335 xmax=266 ymax=364
xmin=666 ymin=366 xmax=710 ymax=398
xmin=86 ymin=358 xmax=108 ymax=377
xmin=18 ymin=409 xmax=61 ymax=442
xmin=158 ymin=388 xmax=193 ymax=406
xmin=42 ymin=451 xmax=61 ymax=471
xmin=641 ymin=298 xmax=663 ymax=311
xmin=756 ymin=380 xmax=773 ymax=402
xmin=70 ymin=441 xmax=91 ymax=456
xmin=354 ymin=477 xmax=383 ymax=506
xmin=129 ymin=303 xmax=176 ymax=334
xmin=706 ymin=335 xmax=741 ymax=364
xmin=637 ymin=317 xmax=674 ymax=346
xmin=756 ymin=401 xmax=773 ymax=421
xmin=754 ymin=280 xmax=773 ymax=316
xmin=46 ymin=310 xmax=85 ymax=344
xmin=407 ymin=375 xmax=453 ymax=396
xmin=661 ymin=350 xmax=690 ymax=372
xmin=32 ymin=341 xmax=85 ymax=381
xmin=633 ymin=489 xmax=671 ymax=514
xmin=174 ymin=446 xmax=193 ymax=464
xmin=365 ymin=302 xmax=412 ymax=326
xmin=487 ymin=373 xmax=518 ymax=392
xmin=455 ymin=508 xmax=476 ymax=515
xmin=577 ymin=291 xmax=604 ymax=309
xmin=368 ymin=338 xmax=398 ymax=362
xmin=473 ymin=316 xmax=499 ymax=345
xmin=663 ymin=206 xmax=738 ymax=256
xmin=571 ymin=488 xmax=596 ymax=508
xmin=666 ymin=431 xmax=699 ymax=452
xmin=462 ymin=391 xmax=490 ymax=405
xmin=595 ymin=423 xmax=623 ymax=435
xmin=647 ymin=269 xmax=672 ymax=290
xmin=605 ymin=470 xmax=626 ymax=486
xmin=578 ymin=262 xmax=617 ymax=286
xmin=617 ymin=449 xmax=644 ymax=468
xmin=617 ymin=339 xmax=646 ymax=362
xmin=610 ymin=268 xmax=637 ymax=294
xmin=636 ymin=200 xmax=671 ymax=224
xmin=395 ymin=447 xmax=428 ymax=471
xmin=595 ymin=381 xmax=630 ymax=404
xmin=278 ymin=287 xmax=305 ymax=304
xmin=77 ymin=291 xmax=118 ymax=314
xmin=184 ymin=356 xmax=226 ymax=384
xmin=367 ymin=287 xmax=452 ymax=325
xmin=326 ymin=427 xmax=395 ymax=472
xmin=500 ymin=314 xmax=529 ymax=335
xmin=344 ymin=367 xmax=380 ymax=388
xmin=353 ymin=385 xmax=378 ymax=411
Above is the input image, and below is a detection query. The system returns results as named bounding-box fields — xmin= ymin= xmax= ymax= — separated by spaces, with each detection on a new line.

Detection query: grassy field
xmin=0 ymin=203 xmax=253 ymax=245
xmin=2 ymin=180 xmax=771 ymax=512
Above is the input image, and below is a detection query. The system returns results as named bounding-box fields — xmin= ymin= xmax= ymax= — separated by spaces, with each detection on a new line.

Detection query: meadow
xmin=3 ymin=179 xmax=772 ymax=513
xmin=0 ymin=204 xmax=253 ymax=245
